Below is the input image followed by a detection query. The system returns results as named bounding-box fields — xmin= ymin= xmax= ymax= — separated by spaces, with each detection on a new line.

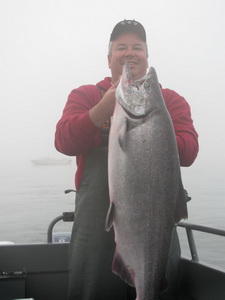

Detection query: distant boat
xmin=31 ymin=157 xmax=71 ymax=166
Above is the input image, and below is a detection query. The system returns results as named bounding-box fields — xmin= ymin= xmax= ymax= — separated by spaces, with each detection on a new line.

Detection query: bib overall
xmin=68 ymin=143 xmax=136 ymax=300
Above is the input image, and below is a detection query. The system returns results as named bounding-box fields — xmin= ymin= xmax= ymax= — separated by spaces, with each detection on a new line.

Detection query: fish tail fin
xmin=105 ymin=201 xmax=114 ymax=232
xmin=174 ymin=181 xmax=188 ymax=223
xmin=112 ymin=248 xmax=135 ymax=287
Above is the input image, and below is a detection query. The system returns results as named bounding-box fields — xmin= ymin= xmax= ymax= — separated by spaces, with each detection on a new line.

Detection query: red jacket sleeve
xmin=55 ymin=85 xmax=102 ymax=156
xmin=162 ymin=88 xmax=199 ymax=166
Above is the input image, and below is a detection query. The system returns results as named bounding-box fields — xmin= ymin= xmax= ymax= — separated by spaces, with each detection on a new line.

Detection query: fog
xmin=1 ymin=0 xmax=225 ymax=188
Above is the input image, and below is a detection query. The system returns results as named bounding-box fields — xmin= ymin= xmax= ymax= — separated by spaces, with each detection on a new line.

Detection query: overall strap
xmin=98 ymin=87 xmax=111 ymax=147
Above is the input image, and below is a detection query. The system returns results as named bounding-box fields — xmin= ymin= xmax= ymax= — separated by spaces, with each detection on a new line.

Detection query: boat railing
xmin=47 ymin=217 xmax=225 ymax=252
xmin=47 ymin=189 xmax=76 ymax=243
xmin=47 ymin=212 xmax=74 ymax=243
xmin=177 ymin=221 xmax=225 ymax=262
xmin=47 ymin=189 xmax=225 ymax=265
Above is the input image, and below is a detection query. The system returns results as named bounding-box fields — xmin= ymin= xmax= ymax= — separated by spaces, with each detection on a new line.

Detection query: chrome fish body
xmin=105 ymin=64 xmax=187 ymax=300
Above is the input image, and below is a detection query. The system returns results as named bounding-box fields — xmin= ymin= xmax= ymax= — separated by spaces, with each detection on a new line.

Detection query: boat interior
xmin=0 ymin=213 xmax=225 ymax=300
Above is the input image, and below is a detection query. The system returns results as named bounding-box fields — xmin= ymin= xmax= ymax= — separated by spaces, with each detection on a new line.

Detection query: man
xmin=55 ymin=20 xmax=199 ymax=300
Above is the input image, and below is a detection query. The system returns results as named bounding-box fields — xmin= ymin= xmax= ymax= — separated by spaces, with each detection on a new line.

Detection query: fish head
xmin=116 ymin=63 xmax=157 ymax=118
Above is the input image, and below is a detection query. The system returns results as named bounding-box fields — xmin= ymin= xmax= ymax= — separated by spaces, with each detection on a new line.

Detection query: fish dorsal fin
xmin=112 ymin=249 xmax=135 ymax=287
xmin=105 ymin=201 xmax=114 ymax=232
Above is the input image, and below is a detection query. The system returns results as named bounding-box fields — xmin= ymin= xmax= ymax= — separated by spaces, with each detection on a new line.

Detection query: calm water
xmin=0 ymin=161 xmax=224 ymax=270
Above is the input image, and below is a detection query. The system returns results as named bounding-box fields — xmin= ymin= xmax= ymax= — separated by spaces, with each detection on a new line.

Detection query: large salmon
xmin=105 ymin=64 xmax=188 ymax=300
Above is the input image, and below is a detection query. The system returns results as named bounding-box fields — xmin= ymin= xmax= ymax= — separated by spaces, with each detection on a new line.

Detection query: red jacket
xmin=55 ymin=77 xmax=199 ymax=190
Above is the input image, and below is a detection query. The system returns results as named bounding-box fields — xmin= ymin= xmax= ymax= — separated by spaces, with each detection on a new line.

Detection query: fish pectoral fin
xmin=105 ymin=201 xmax=114 ymax=232
xmin=118 ymin=118 xmax=128 ymax=151
xmin=174 ymin=182 xmax=188 ymax=223
xmin=112 ymin=249 xmax=135 ymax=287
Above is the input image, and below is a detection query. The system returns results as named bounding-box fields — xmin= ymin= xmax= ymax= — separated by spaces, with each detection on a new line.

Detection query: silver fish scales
xmin=105 ymin=64 xmax=187 ymax=300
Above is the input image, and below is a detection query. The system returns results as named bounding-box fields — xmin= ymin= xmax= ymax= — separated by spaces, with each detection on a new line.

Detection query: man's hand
xmin=89 ymin=80 xmax=119 ymax=128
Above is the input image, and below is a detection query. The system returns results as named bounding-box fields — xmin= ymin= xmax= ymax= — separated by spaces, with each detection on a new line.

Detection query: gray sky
xmin=0 ymin=0 xmax=225 ymax=187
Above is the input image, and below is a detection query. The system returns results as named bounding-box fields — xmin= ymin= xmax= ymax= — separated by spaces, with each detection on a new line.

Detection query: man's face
xmin=108 ymin=32 xmax=148 ymax=83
